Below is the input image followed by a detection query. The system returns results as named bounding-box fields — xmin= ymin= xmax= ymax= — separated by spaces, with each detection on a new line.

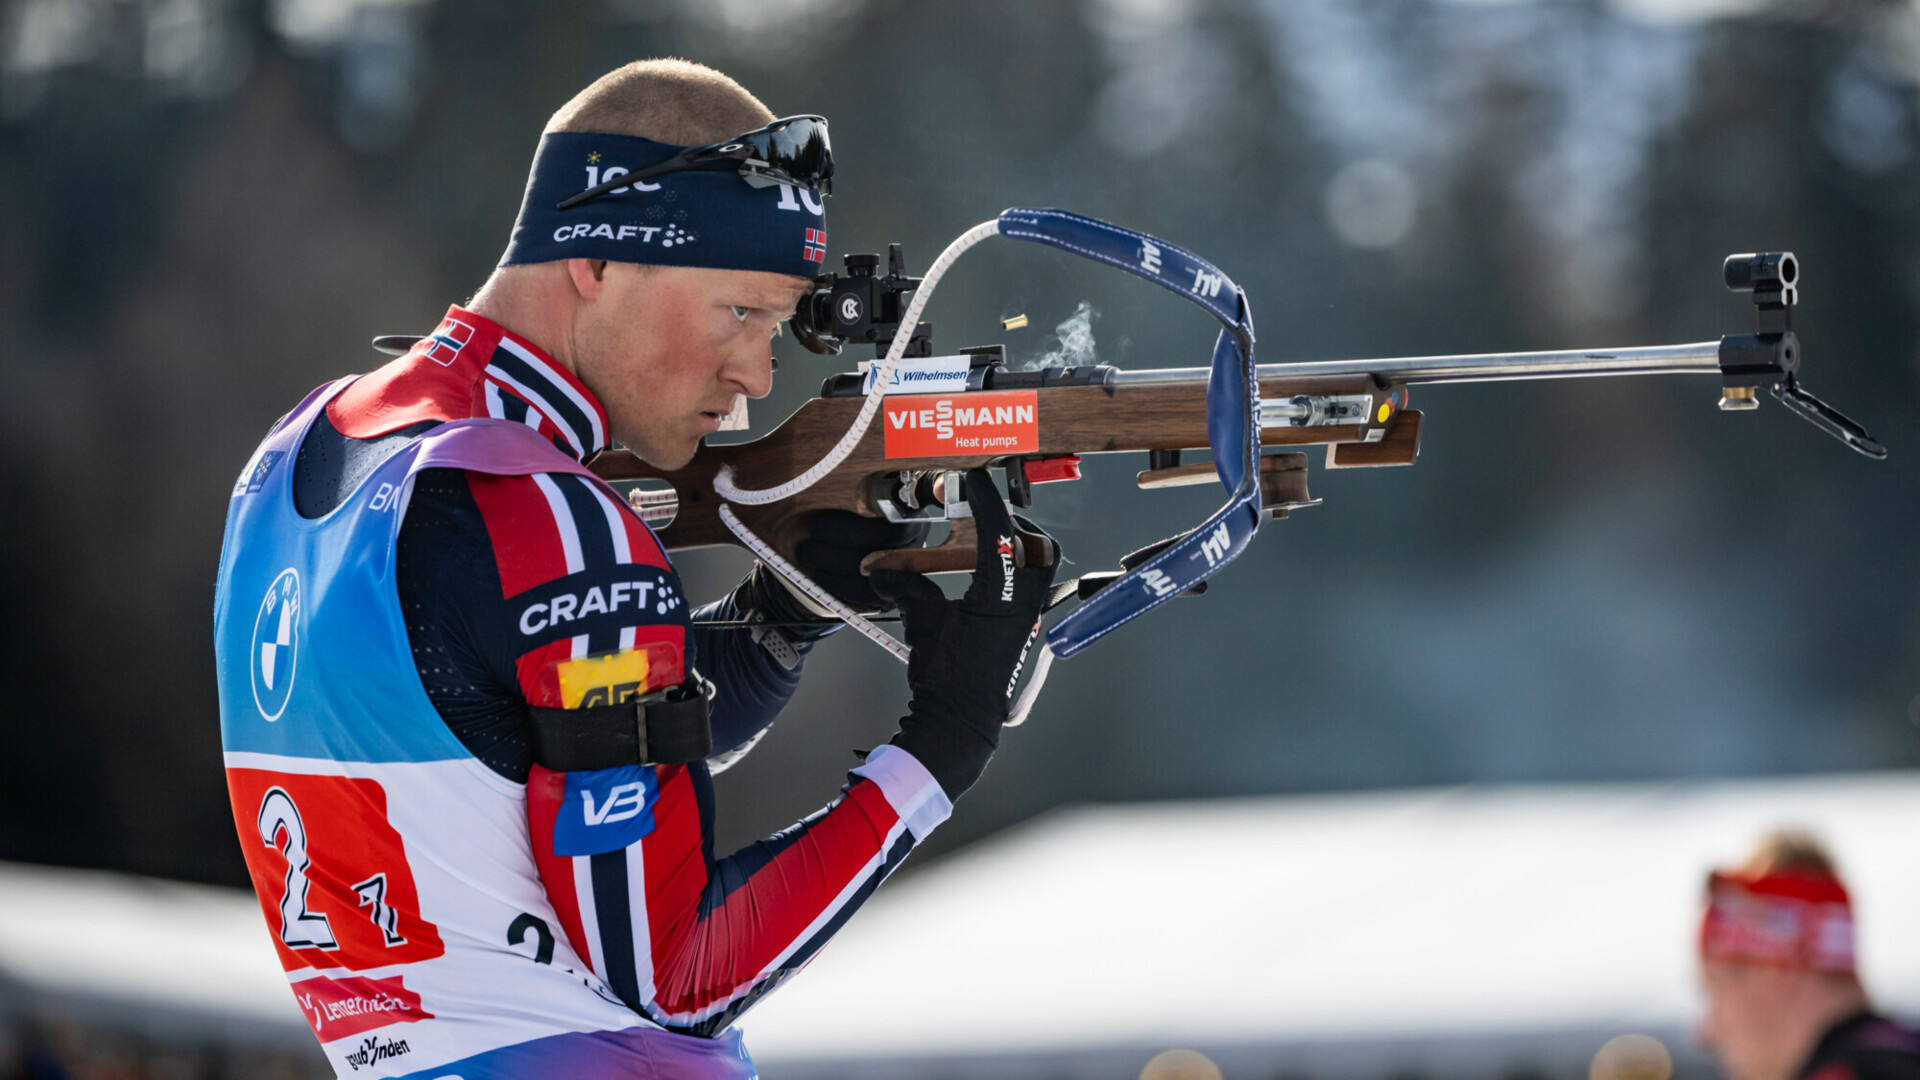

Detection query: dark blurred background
xmin=1 ymin=0 xmax=1915 ymax=895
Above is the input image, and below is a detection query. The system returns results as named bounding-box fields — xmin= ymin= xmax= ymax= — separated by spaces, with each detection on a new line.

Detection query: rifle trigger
xmin=1003 ymin=462 xmax=1033 ymax=508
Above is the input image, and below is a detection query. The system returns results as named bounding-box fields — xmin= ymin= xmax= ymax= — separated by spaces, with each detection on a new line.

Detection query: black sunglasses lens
xmin=748 ymin=118 xmax=833 ymax=190
xmin=558 ymin=119 xmax=832 ymax=209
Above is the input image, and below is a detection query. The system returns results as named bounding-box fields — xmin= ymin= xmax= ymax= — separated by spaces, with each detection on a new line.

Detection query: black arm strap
xmin=528 ymin=677 xmax=713 ymax=771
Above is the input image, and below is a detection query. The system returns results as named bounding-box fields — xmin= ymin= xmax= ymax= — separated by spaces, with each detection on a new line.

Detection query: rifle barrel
xmin=1109 ymin=340 xmax=1722 ymax=388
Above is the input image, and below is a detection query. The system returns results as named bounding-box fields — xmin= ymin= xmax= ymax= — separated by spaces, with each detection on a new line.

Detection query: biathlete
xmin=213 ymin=58 xmax=1054 ymax=1079
xmin=1698 ymin=832 xmax=1920 ymax=1080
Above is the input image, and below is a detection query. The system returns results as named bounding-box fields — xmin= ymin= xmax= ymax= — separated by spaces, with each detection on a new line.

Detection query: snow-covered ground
xmin=3 ymin=771 xmax=1915 ymax=1077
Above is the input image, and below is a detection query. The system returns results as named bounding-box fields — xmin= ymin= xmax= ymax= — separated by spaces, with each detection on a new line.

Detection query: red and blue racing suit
xmin=222 ymin=307 xmax=952 ymax=1076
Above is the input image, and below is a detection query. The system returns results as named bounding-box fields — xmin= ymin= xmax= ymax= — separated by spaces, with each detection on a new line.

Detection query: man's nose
xmin=724 ymin=342 xmax=774 ymax=400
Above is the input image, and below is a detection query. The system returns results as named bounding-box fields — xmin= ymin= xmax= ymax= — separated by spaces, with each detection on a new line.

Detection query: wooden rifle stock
xmin=586 ymin=365 xmax=1420 ymax=575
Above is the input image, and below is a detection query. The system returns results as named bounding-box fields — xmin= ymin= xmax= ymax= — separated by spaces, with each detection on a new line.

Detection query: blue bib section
xmin=217 ymin=380 xmax=468 ymax=763
xmin=214 ymin=381 xmax=613 ymax=764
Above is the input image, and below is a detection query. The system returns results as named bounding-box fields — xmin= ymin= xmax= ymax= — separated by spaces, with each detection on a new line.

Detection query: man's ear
xmin=565 ymin=259 xmax=609 ymax=300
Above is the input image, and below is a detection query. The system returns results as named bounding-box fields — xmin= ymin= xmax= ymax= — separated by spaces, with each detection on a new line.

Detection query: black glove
xmin=869 ymin=470 xmax=1057 ymax=800
xmin=724 ymin=513 xmax=928 ymax=648
xmin=726 ymin=562 xmax=838 ymax=648
xmin=792 ymin=511 xmax=930 ymax=612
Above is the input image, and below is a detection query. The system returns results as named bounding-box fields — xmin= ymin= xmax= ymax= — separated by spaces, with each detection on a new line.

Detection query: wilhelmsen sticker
xmin=861 ymin=355 xmax=972 ymax=396
xmin=883 ymin=390 xmax=1038 ymax=459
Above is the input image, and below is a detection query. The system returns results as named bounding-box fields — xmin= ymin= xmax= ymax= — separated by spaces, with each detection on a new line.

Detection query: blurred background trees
xmin=1 ymin=0 xmax=1914 ymax=886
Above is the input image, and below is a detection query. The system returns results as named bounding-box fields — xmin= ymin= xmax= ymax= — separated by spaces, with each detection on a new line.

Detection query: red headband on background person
xmin=1700 ymin=867 xmax=1856 ymax=973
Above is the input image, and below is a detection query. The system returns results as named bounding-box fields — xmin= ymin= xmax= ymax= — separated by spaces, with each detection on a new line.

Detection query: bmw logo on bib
xmin=251 ymin=568 xmax=301 ymax=721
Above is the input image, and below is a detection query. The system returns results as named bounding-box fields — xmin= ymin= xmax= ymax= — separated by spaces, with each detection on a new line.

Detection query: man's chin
xmin=620 ymin=437 xmax=699 ymax=472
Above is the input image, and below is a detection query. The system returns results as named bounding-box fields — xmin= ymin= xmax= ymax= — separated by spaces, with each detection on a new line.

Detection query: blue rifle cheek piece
xmin=994 ymin=208 xmax=1262 ymax=659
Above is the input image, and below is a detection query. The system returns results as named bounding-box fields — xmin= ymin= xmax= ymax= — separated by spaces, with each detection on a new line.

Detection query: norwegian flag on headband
xmin=1700 ymin=869 xmax=1856 ymax=972
xmin=803 ymin=228 xmax=827 ymax=264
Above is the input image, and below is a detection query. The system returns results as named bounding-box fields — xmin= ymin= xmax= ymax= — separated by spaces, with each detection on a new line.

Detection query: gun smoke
xmin=1021 ymin=302 xmax=1100 ymax=370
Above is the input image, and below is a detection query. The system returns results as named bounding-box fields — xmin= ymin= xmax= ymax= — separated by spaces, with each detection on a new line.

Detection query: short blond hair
xmin=1738 ymin=829 xmax=1840 ymax=879
xmin=545 ymin=59 xmax=774 ymax=147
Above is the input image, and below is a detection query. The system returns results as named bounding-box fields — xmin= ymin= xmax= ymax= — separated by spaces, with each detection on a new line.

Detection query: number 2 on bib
xmin=228 ymin=769 xmax=446 ymax=972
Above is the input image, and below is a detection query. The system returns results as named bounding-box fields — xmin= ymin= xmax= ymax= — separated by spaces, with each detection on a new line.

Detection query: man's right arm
xmin=516 ymin=473 xmax=1054 ymax=1036
xmin=397 ymin=464 xmax=1053 ymax=1035
xmin=393 ymin=467 xmax=964 ymax=1035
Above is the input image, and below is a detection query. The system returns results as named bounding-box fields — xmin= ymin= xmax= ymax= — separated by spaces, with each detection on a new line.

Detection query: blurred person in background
xmin=212 ymin=58 xmax=1052 ymax=1078
xmin=1697 ymin=831 xmax=1920 ymax=1080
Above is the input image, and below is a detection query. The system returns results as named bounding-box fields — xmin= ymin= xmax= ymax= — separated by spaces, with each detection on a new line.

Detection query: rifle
xmin=585 ymin=211 xmax=1882 ymax=669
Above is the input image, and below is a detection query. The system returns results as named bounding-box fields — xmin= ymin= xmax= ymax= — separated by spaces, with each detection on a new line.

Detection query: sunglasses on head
xmin=557 ymin=115 xmax=834 ymax=211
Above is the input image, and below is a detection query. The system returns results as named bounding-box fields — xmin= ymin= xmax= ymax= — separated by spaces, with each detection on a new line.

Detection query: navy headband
xmin=501 ymin=131 xmax=828 ymax=278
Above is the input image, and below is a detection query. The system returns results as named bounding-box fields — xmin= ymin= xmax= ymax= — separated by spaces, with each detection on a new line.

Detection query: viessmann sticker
xmin=883 ymin=390 xmax=1039 ymax=458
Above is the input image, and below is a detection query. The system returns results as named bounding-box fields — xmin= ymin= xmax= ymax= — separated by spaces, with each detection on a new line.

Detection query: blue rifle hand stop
xmin=993 ymin=209 xmax=1262 ymax=659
